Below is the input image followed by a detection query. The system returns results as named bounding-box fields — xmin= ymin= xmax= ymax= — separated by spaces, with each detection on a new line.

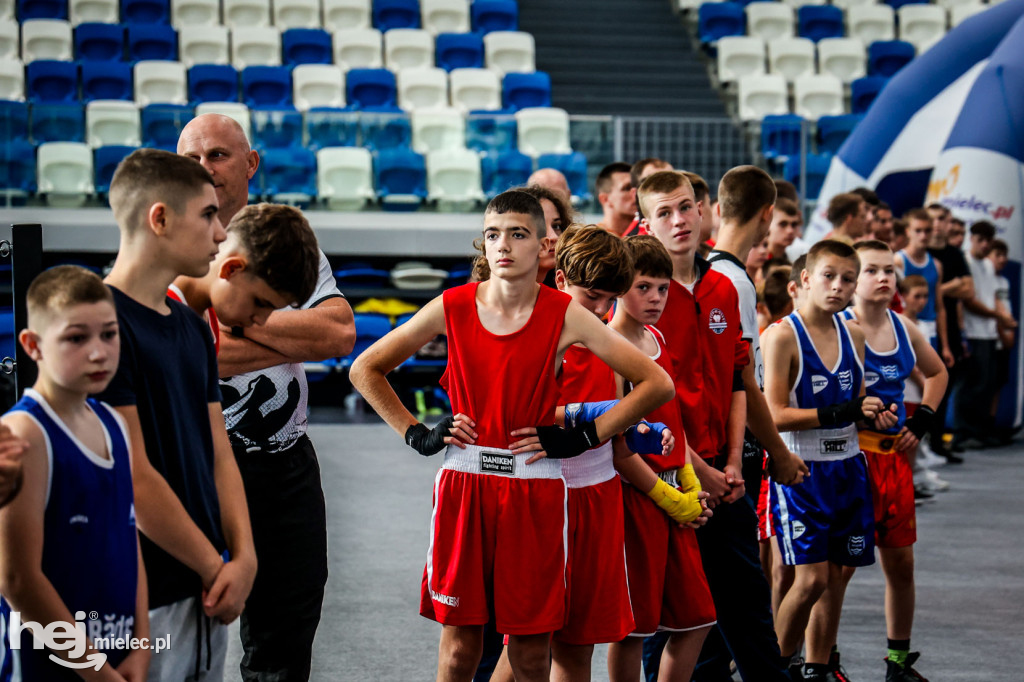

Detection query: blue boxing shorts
xmin=771 ymin=454 xmax=875 ymax=567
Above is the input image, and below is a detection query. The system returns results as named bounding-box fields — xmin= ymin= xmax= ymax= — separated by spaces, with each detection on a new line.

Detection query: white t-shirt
xmin=220 ymin=251 xmax=343 ymax=453
xmin=963 ymin=252 xmax=998 ymax=341
xmin=709 ymin=250 xmax=762 ymax=388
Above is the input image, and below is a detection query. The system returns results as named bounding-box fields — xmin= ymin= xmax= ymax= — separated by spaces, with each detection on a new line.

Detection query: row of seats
xmin=0 ymin=59 xmax=552 ymax=111
xmin=718 ymin=35 xmax=914 ymax=84
xmin=1 ymin=100 xmax=573 ymax=155
xmin=3 ymin=21 xmax=536 ymax=73
xmin=0 ymin=140 xmax=587 ymax=209
xmin=683 ymin=0 xmax=993 ymax=10
xmin=6 ymin=0 xmax=520 ymax=34
xmin=700 ymin=1 xmax=961 ymax=51
xmin=760 ymin=112 xmax=860 ymax=158
xmin=737 ymin=71 xmax=887 ymax=119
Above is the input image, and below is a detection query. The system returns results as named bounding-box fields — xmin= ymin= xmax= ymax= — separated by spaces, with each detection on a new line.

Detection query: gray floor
xmin=225 ymin=425 xmax=1024 ymax=681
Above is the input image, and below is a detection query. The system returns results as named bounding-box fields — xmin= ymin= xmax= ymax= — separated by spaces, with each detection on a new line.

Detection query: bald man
xmin=527 ymin=167 xmax=571 ymax=203
xmin=178 ymin=114 xmax=356 ymax=681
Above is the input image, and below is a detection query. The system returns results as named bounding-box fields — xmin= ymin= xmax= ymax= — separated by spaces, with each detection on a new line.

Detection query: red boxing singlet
xmin=559 ymin=344 xmax=616 ymax=404
xmin=441 ymin=282 xmax=571 ymax=448
xmin=166 ymin=284 xmax=221 ymax=355
xmin=635 ymin=326 xmax=687 ymax=473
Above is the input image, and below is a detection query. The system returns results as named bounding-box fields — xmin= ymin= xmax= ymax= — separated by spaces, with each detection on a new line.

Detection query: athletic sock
xmin=887 ymin=638 xmax=910 ymax=667
xmin=803 ymin=663 xmax=827 ymax=678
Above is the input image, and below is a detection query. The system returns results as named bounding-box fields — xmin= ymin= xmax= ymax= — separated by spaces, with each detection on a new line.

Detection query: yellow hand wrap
xmin=646 ymin=478 xmax=704 ymax=525
xmin=678 ymin=463 xmax=701 ymax=493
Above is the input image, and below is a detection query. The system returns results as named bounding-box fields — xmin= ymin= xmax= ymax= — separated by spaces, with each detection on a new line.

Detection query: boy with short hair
xmin=597 ymin=162 xmax=637 ymax=237
xmin=839 ymin=240 xmax=947 ymax=681
xmin=97 ymin=148 xmax=257 ymax=680
xmin=825 ymin=194 xmax=868 ymax=245
xmin=767 ymin=197 xmax=805 ymax=262
xmin=168 ymin=203 xmax=321 ymax=350
xmin=763 ymin=240 xmax=896 ymax=680
xmin=0 ymin=265 xmax=149 ymax=681
xmin=349 ymin=190 xmax=675 ymax=682
xmin=894 ymin=209 xmax=951 ymax=365
xmin=608 ymin=234 xmax=716 ymax=682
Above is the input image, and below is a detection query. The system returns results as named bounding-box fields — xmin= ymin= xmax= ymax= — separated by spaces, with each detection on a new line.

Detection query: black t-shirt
xmin=929 ymin=245 xmax=970 ymax=355
xmin=97 ymin=286 xmax=226 ymax=608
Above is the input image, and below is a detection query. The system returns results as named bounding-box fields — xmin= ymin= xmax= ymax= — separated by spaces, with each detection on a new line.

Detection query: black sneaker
xmin=828 ymin=649 xmax=852 ymax=682
xmin=788 ymin=660 xmax=805 ymax=681
xmin=885 ymin=652 xmax=929 ymax=681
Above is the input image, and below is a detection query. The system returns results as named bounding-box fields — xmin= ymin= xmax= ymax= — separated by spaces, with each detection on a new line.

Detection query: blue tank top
xmin=899 ymin=250 xmax=938 ymax=322
xmin=841 ymin=309 xmax=917 ymax=434
xmin=787 ymin=312 xmax=864 ymax=426
xmin=0 ymin=389 xmax=137 ymax=682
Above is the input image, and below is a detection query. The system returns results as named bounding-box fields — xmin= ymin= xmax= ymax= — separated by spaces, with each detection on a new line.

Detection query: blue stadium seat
xmin=868 ymin=40 xmax=914 ymax=77
xmin=81 ymin=60 xmax=132 ymax=101
xmin=359 ymin=111 xmax=411 ymax=150
xmin=480 ymin=149 xmax=530 ymax=197
xmin=127 ymin=23 xmax=177 ymax=61
xmin=0 ymin=309 xmax=16 ymax=360
xmin=698 ymin=3 xmax=745 ymax=43
xmin=30 ymin=102 xmax=85 ymax=142
xmin=783 ymin=152 xmax=831 ymax=199
xmin=26 ymin=60 xmax=78 ymax=104
xmin=537 ymin=151 xmax=589 ymax=203
xmin=242 ymin=65 xmax=292 ymax=108
xmin=338 ymin=312 xmax=392 ymax=365
xmin=760 ymin=113 xmax=804 ymax=160
xmin=817 ymin=114 xmax=862 ymax=155
xmin=471 ymin=0 xmax=517 ymax=34
xmin=373 ymin=0 xmax=420 ymax=31
xmin=0 ymin=100 xmax=29 ymax=142
xmin=435 ymin=32 xmax=484 ymax=71
xmin=94 ymin=144 xmax=135 ymax=194
xmin=375 ymin=146 xmax=427 ymax=210
xmin=121 ymin=0 xmax=168 ymax=23
xmin=282 ymin=28 xmax=333 ymax=65
xmin=188 ymin=64 xmax=239 ymax=103
xmin=251 ymin=107 xmax=303 ymax=149
xmin=346 ymin=68 xmax=398 ymax=110
xmin=0 ymin=139 xmax=36 ymax=194
xmin=332 ymin=263 xmax=390 ymax=288
xmin=886 ymin=0 xmax=928 ymax=9
xmin=18 ymin=0 xmax=67 ymax=20
xmin=305 ymin=107 xmax=359 ymax=149
xmin=75 ymin=23 xmax=125 ymax=62
xmin=797 ymin=5 xmax=844 ymax=43
xmin=140 ymin=103 xmax=192 ymax=149
xmin=260 ymin=146 xmax=316 ymax=201
xmin=502 ymin=71 xmax=550 ymax=110
xmin=851 ymin=75 xmax=888 ymax=113
xmin=466 ymin=113 xmax=516 ymax=152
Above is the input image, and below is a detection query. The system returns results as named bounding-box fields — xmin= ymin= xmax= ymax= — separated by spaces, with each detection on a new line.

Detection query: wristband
xmin=677 ymin=463 xmax=701 ymax=493
xmin=564 ymin=400 xmax=618 ymax=429
xmin=404 ymin=417 xmax=454 ymax=456
xmin=817 ymin=396 xmax=867 ymax=427
xmin=903 ymin=405 xmax=936 ymax=439
xmin=624 ymin=420 xmax=669 ymax=455
xmin=646 ymin=478 xmax=704 ymax=524
xmin=536 ymin=421 xmax=600 ymax=459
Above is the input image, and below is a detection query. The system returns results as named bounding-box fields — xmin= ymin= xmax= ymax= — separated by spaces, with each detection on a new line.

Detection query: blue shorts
xmin=771 ymin=455 xmax=875 ymax=567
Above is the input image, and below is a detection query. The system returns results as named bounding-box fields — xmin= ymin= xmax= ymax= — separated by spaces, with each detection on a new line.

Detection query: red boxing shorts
xmin=757 ymin=475 xmax=775 ymax=542
xmin=555 ymin=471 xmax=634 ymax=644
xmin=859 ymin=431 xmax=917 ymax=549
xmin=621 ymin=479 xmax=716 ymax=636
xmin=420 ymin=445 xmax=568 ymax=635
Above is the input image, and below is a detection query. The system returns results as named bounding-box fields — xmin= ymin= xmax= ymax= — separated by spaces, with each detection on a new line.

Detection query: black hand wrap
xmin=536 ymin=421 xmax=600 ymax=459
xmin=817 ymin=396 xmax=867 ymax=427
xmin=904 ymin=405 xmax=937 ymax=439
xmin=404 ymin=417 xmax=454 ymax=456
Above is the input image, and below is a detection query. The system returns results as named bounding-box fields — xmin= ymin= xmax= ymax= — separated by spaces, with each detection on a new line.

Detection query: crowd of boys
xmin=0 ymin=143 xmax=1014 ymax=682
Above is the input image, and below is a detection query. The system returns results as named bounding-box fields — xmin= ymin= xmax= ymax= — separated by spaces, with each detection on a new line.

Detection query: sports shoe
xmin=788 ymin=659 xmax=805 ymax=681
xmin=885 ymin=652 xmax=929 ymax=681
xmin=915 ymin=441 xmax=946 ymax=469
xmin=913 ymin=468 xmax=950 ymax=493
xmin=828 ymin=649 xmax=852 ymax=682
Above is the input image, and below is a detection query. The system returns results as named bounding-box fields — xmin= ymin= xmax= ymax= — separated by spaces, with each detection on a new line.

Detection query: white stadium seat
xmin=793 ymin=73 xmax=844 ymax=120
xmin=515 ymin=106 xmax=571 ymax=157
xmin=86 ymin=100 xmax=141 ymax=147
xmin=897 ymin=4 xmax=947 ymax=53
xmin=449 ymin=67 xmax=501 ymax=111
xmin=737 ymin=72 xmax=788 ymax=120
xmin=323 ymin=0 xmax=370 ymax=31
xmin=293 ymin=63 xmax=345 ymax=110
xmin=411 ymin=106 xmax=465 ymax=153
xmin=273 ymin=0 xmax=320 ymax=29
xmin=847 ymin=5 xmax=896 ymax=44
xmin=746 ymin=2 xmax=795 ymax=42
xmin=70 ymin=0 xmax=118 ymax=25
xmin=483 ymin=30 xmax=535 ymax=74
xmin=717 ymin=36 xmax=766 ymax=83
xmin=421 ymin=0 xmax=470 ymax=35
xmin=817 ymin=37 xmax=867 ymax=83
xmin=768 ymin=36 xmax=815 ymax=82
xmin=21 ymin=19 xmax=72 ymax=62
xmin=231 ymin=26 xmax=281 ymax=68
xmin=172 ymin=0 xmax=219 ymax=26
xmin=134 ymin=60 xmax=188 ymax=107
xmin=223 ymin=0 xmax=271 ymax=29
xmin=332 ymin=27 xmax=382 ymax=69
xmin=384 ymin=28 xmax=433 ymax=71
xmin=37 ymin=141 xmax=93 ymax=206
xmin=317 ymin=146 xmax=374 ymax=209
xmin=397 ymin=66 xmax=448 ymax=110
xmin=427 ymin=147 xmax=484 ymax=206
xmin=180 ymin=25 xmax=229 ymax=67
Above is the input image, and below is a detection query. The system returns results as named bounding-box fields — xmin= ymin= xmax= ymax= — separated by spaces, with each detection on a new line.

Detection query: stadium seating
xmin=502 ymin=70 xmax=551 ymax=110
xmin=293 ymin=63 xmax=345 ymax=110
xmin=515 ymin=106 xmax=569 ymax=157
xmin=760 ymin=113 xmax=804 ymax=160
xmin=19 ymin=0 xmax=67 ymax=20
xmin=449 ymin=66 xmax=500 ymax=112
xmin=305 ymin=106 xmax=358 ymax=148
xmin=466 ymin=111 xmax=516 ymax=151
xmin=282 ymin=27 xmax=332 ymax=65
xmin=483 ymin=30 xmax=534 ymax=73
xmin=950 ymin=2 xmax=984 ymax=26
xmin=793 ymin=73 xmax=843 ymax=120
xmin=868 ymin=40 xmax=915 ymax=77
xmin=471 ymin=0 xmax=517 ymax=34
xmin=817 ymin=113 xmax=862 ymax=154
xmin=242 ymin=65 xmax=291 ymax=107
xmin=698 ymin=2 xmax=745 ymax=43
xmin=0 ymin=138 xmax=36 ymax=194
xmin=171 ymin=0 xmax=218 ymax=26
xmin=30 ymin=101 xmax=84 ymax=141
xmin=897 ymin=4 xmax=946 ymax=52
xmin=222 ymin=0 xmax=269 ymax=28
xmin=231 ymin=26 xmax=281 ymax=68
xmin=127 ymin=23 xmax=177 ymax=61
xmin=188 ymin=63 xmax=238 ymax=103
xmin=847 ymin=5 xmax=896 ymax=44
xmin=316 ymin=145 xmax=374 ymax=208
xmin=0 ymin=98 xmax=27 ymax=140
xmin=261 ymin=145 xmax=316 ymax=203
xmin=93 ymin=142 xmax=134 ymax=193
xmin=373 ymin=0 xmax=419 ymax=31
xmin=537 ymin=150 xmax=589 ymax=204
xmin=140 ymin=102 xmax=192 ymax=147
xmin=767 ymin=36 xmax=814 ymax=82
xmin=120 ymin=0 xmax=167 ymax=23
xmin=397 ymin=65 xmax=448 ymax=109
xmin=375 ymin=145 xmax=427 ymax=209
xmin=480 ymin=148 xmax=530 ymax=196
xmin=74 ymin=22 xmax=124 ymax=61
xmin=133 ymin=59 xmax=187 ymax=106
xmin=323 ymin=0 xmax=370 ymax=31
xmin=783 ymin=151 xmax=830 ymax=198
xmin=37 ymin=140 xmax=93 ymax=205
xmin=435 ymin=31 xmax=483 ymax=71
xmin=26 ymin=59 xmax=78 ymax=103
xmin=411 ymin=106 xmax=464 ymax=153
xmin=817 ymin=37 xmax=867 ymax=83
xmin=796 ymin=4 xmax=844 ymax=42
xmin=347 ymin=67 xmax=397 ymax=109
xmin=426 ymin=147 xmax=484 ymax=205
xmin=737 ymin=72 xmax=787 ymax=120
xmin=0 ymin=58 xmax=24 ymax=99
xmin=384 ymin=27 xmax=433 ymax=70
xmin=716 ymin=36 xmax=766 ymax=83
xmin=0 ymin=19 xmax=17 ymax=58
xmin=359 ymin=110 xmax=410 ymax=149
xmin=179 ymin=25 xmax=229 ymax=67
xmin=273 ymin=0 xmax=318 ymax=29
xmin=333 ymin=27 xmax=383 ymax=69
xmin=85 ymin=98 xmax=139 ymax=146
xmin=421 ymin=0 xmax=469 ymax=35
xmin=69 ymin=0 xmax=117 ymax=23
xmin=81 ymin=59 xmax=132 ymax=100
xmin=22 ymin=18 xmax=73 ymax=61
xmin=745 ymin=2 xmax=793 ymax=42
xmin=851 ymin=75 xmax=888 ymax=113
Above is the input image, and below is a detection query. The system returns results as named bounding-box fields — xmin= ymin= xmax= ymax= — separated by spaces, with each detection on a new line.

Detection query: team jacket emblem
xmin=708 ymin=308 xmax=728 ymax=334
